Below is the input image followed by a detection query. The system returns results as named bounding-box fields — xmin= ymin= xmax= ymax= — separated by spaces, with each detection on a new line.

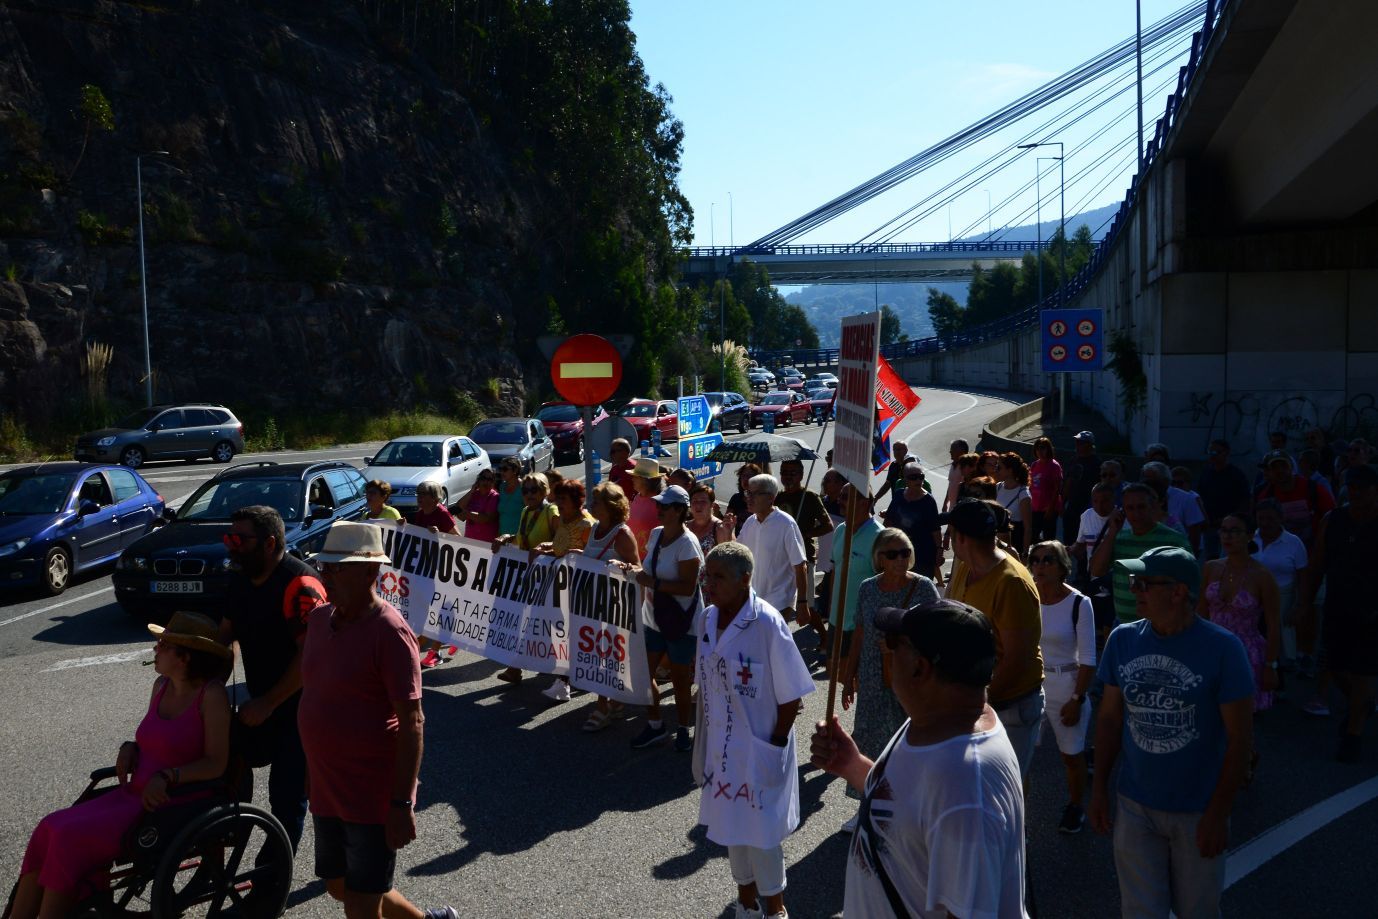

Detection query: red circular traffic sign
xmin=1077 ymin=318 xmax=1097 ymax=336
xmin=550 ymin=334 xmax=623 ymax=405
xmin=1078 ymin=343 xmax=1097 ymax=361
xmin=1048 ymin=320 xmax=1068 ymax=337
xmin=1048 ymin=344 xmax=1068 ymax=363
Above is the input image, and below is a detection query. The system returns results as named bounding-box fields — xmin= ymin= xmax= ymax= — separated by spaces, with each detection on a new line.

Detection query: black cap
xmin=873 ymin=598 xmax=996 ymax=689
xmin=936 ymin=497 xmax=999 ymax=539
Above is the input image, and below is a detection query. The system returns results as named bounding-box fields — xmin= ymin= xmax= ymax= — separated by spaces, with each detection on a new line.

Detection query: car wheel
xmin=574 ymin=441 xmax=585 ymax=464
xmin=42 ymin=545 xmax=71 ymax=596
xmin=212 ymin=440 xmax=235 ymax=463
xmin=120 ymin=446 xmax=146 ymax=469
xmin=738 ymin=415 xmax=748 ymax=435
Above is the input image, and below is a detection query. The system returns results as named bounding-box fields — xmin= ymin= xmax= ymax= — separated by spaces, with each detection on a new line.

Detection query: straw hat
xmin=314 ymin=521 xmax=394 ymax=564
xmin=148 ymin=611 xmax=233 ymax=660
xmin=632 ymin=457 xmax=663 ymax=479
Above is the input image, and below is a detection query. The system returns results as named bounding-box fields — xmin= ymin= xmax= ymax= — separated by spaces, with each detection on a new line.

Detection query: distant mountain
xmin=785 ymin=202 xmax=1121 ymax=347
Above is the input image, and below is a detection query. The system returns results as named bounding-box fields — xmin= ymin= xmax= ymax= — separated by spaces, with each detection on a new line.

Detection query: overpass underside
xmin=680 ymin=252 xmax=1031 ymax=285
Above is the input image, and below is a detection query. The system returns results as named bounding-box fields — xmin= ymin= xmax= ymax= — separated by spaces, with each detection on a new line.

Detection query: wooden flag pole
xmin=824 ymin=486 xmax=859 ymax=721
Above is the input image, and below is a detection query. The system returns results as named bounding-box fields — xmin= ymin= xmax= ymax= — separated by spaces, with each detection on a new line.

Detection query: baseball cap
xmin=1113 ymin=546 xmax=1201 ymax=595
xmin=873 ymin=599 xmax=996 ymax=688
xmin=1073 ymin=431 xmax=1096 ymax=443
xmin=936 ymin=497 xmax=999 ymax=539
xmin=652 ymin=484 xmax=690 ymax=506
xmin=1344 ymin=463 xmax=1378 ymax=490
xmin=1262 ymin=450 xmax=1292 ymax=468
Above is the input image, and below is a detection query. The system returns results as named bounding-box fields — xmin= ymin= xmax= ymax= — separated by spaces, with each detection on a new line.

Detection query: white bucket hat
xmin=315 ymin=521 xmax=394 ymax=564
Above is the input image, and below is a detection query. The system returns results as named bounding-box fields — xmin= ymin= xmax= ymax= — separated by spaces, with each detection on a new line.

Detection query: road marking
xmin=1223 ymin=775 xmax=1378 ymax=889
xmin=0 ymin=586 xmax=115 ymax=628
xmin=899 ymin=390 xmax=982 ymax=444
xmin=43 ymin=648 xmax=151 ymax=672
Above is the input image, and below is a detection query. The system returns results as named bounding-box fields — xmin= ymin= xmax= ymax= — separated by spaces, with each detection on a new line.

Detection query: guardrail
xmin=748 ymin=0 xmax=1226 ymax=370
xmin=686 ymin=241 xmax=1045 ymax=258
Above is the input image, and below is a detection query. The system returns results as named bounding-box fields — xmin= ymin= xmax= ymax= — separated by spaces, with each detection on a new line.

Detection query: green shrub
xmin=76 ymin=210 xmax=130 ymax=246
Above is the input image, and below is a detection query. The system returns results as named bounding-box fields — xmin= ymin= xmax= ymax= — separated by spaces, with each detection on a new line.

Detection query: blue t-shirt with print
xmin=1097 ymin=616 xmax=1254 ymax=813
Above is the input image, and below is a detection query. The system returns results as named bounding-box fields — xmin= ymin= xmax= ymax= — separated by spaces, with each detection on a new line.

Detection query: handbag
xmin=649 ymin=533 xmax=699 ymax=641
xmin=880 ymin=579 xmax=922 ymax=689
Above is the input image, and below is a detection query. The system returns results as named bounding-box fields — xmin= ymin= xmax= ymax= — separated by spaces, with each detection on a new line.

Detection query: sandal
xmin=582 ymin=709 xmax=612 ymax=733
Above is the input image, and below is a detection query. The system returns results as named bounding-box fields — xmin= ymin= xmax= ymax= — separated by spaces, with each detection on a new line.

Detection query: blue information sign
xmin=1040 ymin=308 xmax=1104 ymax=373
xmin=678 ymin=396 xmax=711 ymax=439
xmin=679 ymin=432 xmax=724 ymax=477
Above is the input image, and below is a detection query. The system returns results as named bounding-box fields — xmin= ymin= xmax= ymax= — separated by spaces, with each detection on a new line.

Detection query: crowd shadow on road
xmin=30 ymin=597 xmax=151 ymax=648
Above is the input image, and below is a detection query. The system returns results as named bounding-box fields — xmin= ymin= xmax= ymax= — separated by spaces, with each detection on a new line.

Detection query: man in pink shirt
xmin=300 ymin=522 xmax=455 ymax=919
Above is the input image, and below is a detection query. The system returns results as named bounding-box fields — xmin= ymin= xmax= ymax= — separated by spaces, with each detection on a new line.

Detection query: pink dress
xmin=1205 ymin=580 xmax=1273 ymax=711
xmin=21 ymin=680 xmax=209 ymax=894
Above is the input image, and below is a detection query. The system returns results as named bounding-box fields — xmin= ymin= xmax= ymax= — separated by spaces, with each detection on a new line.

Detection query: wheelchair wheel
xmin=148 ymin=803 xmax=292 ymax=919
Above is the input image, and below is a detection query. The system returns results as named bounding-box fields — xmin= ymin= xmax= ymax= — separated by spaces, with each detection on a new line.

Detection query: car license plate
xmin=151 ymin=580 xmax=202 ymax=594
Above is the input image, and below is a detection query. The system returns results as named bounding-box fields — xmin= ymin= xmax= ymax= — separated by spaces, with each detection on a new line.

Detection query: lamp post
xmin=983 ymin=188 xmax=992 ymax=237
xmin=1018 ymin=142 xmax=1065 ymax=304
xmin=136 ymin=151 xmax=170 ymax=407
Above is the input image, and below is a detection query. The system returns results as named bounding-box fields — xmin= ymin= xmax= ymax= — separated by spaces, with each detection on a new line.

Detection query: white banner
xmin=835 ymin=312 xmax=881 ymax=493
xmin=367 ymin=522 xmax=652 ymax=704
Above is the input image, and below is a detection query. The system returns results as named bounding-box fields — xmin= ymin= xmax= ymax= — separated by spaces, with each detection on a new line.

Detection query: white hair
xmin=748 ymin=474 xmax=780 ymax=500
xmin=707 ymin=541 xmax=754 ymax=579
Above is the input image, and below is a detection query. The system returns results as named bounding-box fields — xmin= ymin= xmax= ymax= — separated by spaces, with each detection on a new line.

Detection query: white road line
xmin=899 ymin=390 xmax=983 ymax=444
xmin=0 ymin=586 xmax=115 ymax=628
xmin=43 ymin=648 xmax=151 ymax=672
xmin=1223 ymin=775 xmax=1378 ymax=889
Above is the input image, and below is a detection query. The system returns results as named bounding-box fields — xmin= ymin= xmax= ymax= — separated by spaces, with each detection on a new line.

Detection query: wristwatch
xmin=390 ymin=799 xmax=413 ymax=810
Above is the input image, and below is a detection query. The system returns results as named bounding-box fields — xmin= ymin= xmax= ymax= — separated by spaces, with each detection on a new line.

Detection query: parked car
xmin=701 ymin=392 xmax=750 ymax=434
xmin=469 ymin=417 xmax=555 ymax=474
xmin=536 ymin=402 xmax=607 ymax=462
xmin=750 ymin=391 xmax=810 ymax=428
xmin=618 ymin=398 xmax=678 ymax=445
xmin=809 ymin=389 xmax=837 ymax=424
xmin=805 ymin=374 xmax=838 ymax=390
xmin=362 ymin=435 xmax=490 ymax=510
xmin=0 ymin=463 xmax=165 ymax=596
xmin=784 ymin=376 xmax=807 ymax=392
xmin=747 ymin=369 xmax=775 ymax=390
xmin=75 ymin=404 xmax=245 ymax=469
xmin=777 ymin=365 xmax=800 ymax=378
xmin=113 ymin=461 xmax=368 ymax=621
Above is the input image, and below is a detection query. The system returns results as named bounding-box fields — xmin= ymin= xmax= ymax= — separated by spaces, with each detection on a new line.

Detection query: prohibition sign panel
xmin=1041 ymin=308 xmax=1104 ymax=372
xmin=550 ymin=334 xmax=623 ymax=405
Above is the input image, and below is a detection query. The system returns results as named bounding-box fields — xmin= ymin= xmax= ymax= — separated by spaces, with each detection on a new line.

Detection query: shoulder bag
xmin=650 ymin=533 xmax=699 ymax=641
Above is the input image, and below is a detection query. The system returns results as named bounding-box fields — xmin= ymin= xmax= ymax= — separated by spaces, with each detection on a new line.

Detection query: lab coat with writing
xmin=694 ymin=591 xmax=816 ymax=848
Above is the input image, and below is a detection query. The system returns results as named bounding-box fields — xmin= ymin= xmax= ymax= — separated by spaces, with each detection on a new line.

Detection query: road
xmin=0 ymin=386 xmax=1374 ymax=918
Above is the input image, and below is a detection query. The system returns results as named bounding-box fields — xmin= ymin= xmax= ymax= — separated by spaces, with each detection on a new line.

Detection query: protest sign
xmin=833 ymin=312 xmax=881 ymax=493
xmin=367 ymin=522 xmax=652 ymax=704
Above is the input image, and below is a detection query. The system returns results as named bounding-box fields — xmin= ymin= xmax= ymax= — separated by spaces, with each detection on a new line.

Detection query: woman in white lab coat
xmin=693 ymin=542 xmax=815 ymax=919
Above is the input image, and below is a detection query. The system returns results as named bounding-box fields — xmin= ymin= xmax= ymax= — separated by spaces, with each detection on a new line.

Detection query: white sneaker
xmin=541 ymin=680 xmax=571 ymax=703
xmin=841 ymin=813 xmax=858 ymax=833
xmin=732 ymin=902 xmax=763 ymax=919
xmin=766 ymin=912 xmax=789 ymax=919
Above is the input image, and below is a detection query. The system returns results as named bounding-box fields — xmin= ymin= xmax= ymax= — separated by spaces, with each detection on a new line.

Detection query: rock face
xmin=0 ymin=0 xmax=535 ymax=426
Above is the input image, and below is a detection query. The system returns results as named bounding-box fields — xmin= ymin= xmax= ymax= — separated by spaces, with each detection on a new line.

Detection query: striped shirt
xmin=1111 ymin=523 xmax=1193 ymax=623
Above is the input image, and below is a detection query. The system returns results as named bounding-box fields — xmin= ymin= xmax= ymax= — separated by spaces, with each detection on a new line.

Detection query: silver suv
xmin=74 ymin=404 xmax=246 ymax=469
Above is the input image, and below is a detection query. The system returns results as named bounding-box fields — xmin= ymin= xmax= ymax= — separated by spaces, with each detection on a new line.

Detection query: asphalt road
xmin=1 ymin=387 xmax=1375 ymax=918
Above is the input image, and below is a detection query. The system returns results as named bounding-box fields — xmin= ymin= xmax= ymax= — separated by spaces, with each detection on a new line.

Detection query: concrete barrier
xmin=980 ymin=397 xmax=1044 ymax=459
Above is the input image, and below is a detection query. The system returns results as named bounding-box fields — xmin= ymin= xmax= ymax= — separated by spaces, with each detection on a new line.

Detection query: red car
xmin=749 ymin=390 xmax=810 ymax=428
xmin=536 ymin=401 xmax=608 ymax=462
xmin=618 ymin=398 xmax=678 ymax=444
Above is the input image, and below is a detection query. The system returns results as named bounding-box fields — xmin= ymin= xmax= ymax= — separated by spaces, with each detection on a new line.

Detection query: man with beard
xmin=218 ymin=504 xmax=327 ymax=850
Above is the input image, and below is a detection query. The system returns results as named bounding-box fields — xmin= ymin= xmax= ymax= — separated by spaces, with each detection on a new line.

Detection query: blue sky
xmin=629 ymin=1 xmax=1201 ymax=248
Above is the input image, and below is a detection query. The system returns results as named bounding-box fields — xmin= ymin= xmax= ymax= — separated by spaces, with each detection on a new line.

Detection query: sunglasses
xmin=904 ymin=475 xmax=923 ymax=481
xmin=1028 ymin=555 xmax=1059 ymax=566
xmin=521 ymin=486 xmax=543 ymax=494
xmin=879 ymin=548 xmax=912 ymax=560
xmin=1218 ymin=526 xmax=1246 ymax=535
xmin=222 ymin=533 xmax=260 ymax=550
xmin=1128 ymin=575 xmax=1175 ymax=593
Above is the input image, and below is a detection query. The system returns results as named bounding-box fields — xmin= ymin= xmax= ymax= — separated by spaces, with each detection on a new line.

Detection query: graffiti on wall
xmin=1181 ymin=391 xmax=1377 ymax=458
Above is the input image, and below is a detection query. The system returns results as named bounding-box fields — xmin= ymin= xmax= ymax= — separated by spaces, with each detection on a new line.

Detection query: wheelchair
xmin=4 ymin=763 xmax=293 ymax=919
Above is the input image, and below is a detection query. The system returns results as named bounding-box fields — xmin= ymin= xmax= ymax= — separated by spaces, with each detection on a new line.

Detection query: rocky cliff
xmin=0 ymin=0 xmax=550 ymax=437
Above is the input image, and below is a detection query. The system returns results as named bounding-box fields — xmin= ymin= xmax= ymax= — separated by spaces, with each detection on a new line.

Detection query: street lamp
xmin=1018 ymin=142 xmax=1065 ymax=304
xmin=982 ymin=188 xmax=992 ymax=237
xmin=136 ymin=151 xmax=171 ymax=407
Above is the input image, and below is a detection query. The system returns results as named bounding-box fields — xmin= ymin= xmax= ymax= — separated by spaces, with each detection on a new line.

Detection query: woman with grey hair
xmin=838 ymin=527 xmax=940 ymax=828
xmin=1028 ymin=539 xmax=1096 ymax=833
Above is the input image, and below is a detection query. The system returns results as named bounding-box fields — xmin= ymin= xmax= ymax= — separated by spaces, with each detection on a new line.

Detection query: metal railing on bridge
xmin=686 ymin=240 xmax=1046 ymax=259
xmin=749 ymin=0 xmax=1227 ymax=370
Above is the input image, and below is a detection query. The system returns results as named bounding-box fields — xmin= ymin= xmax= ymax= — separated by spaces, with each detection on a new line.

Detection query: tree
xmin=927 ymin=287 xmax=965 ymax=342
xmin=69 ymin=84 xmax=114 ymax=181
xmin=880 ymin=304 xmax=902 ymax=345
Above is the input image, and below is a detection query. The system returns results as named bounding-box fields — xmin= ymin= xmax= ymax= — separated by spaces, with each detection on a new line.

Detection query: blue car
xmin=0 ymin=462 xmax=166 ymax=595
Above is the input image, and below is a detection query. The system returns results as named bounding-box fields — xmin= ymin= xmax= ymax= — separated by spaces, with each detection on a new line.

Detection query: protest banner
xmin=833 ymin=312 xmax=881 ymax=493
xmin=872 ymin=355 xmax=922 ymax=472
xmin=367 ymin=522 xmax=652 ymax=705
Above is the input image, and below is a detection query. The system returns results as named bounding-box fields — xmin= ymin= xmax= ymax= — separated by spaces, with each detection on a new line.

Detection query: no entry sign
xmin=550 ymin=334 xmax=623 ymax=405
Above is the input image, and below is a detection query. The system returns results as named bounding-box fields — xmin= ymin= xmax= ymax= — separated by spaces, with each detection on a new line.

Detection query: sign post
xmin=827 ymin=312 xmax=881 ymax=720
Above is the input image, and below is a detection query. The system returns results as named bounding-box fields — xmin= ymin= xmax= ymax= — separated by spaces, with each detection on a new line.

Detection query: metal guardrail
xmin=748 ymin=0 xmax=1225 ymax=369
xmin=686 ymin=241 xmax=1045 ymax=258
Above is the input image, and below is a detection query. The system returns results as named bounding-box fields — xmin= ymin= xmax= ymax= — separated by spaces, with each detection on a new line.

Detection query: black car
xmin=113 ymin=460 xmax=369 ymax=622
xmin=701 ymin=391 xmax=750 ymax=434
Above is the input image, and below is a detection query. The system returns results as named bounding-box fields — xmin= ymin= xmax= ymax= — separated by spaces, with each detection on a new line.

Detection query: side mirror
xmin=362 ymin=457 xmax=373 ymax=466
xmin=78 ymin=501 xmax=100 ymax=517
xmin=310 ymin=505 xmax=333 ymax=521
xmin=162 ymin=507 xmax=178 ymax=522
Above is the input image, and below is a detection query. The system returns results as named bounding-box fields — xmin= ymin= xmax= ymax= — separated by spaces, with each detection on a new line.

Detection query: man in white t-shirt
xmin=737 ymin=475 xmax=810 ymax=624
xmin=1072 ymin=482 xmax=1116 ymax=582
xmin=811 ymin=598 xmax=1028 ymax=918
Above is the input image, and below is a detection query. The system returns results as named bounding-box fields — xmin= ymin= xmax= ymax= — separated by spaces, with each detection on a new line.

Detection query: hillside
xmin=0 ymin=0 xmax=687 ymax=449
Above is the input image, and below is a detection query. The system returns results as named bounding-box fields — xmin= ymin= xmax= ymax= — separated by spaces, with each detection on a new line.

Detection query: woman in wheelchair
xmin=10 ymin=612 xmax=232 ymax=919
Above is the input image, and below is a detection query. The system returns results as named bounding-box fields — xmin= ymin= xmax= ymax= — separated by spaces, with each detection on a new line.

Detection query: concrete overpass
xmin=887 ymin=0 xmax=1378 ymax=462
xmin=681 ymin=241 xmax=1044 ymax=284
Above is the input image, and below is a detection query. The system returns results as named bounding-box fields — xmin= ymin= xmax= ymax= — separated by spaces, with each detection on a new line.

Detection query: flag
xmin=871 ymin=356 xmax=921 ymax=473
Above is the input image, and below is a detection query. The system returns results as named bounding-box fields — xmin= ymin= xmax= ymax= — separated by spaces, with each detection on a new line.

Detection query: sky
xmin=629 ymin=1 xmax=1203 ymax=248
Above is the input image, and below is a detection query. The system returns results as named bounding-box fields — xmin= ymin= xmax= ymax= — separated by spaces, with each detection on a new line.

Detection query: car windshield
xmin=470 ymin=422 xmax=527 ymax=444
xmin=0 ymin=473 xmax=76 ymax=515
xmin=702 ymin=393 xmax=724 ymax=408
xmin=371 ymin=441 xmax=442 ymax=467
xmin=178 ymin=477 xmax=305 ymax=522
xmin=620 ymin=403 xmax=656 ymax=417
xmin=761 ymin=394 xmax=790 ymax=405
xmin=113 ymin=408 xmax=161 ymax=430
xmin=537 ymin=405 xmax=580 ymax=423
xmin=813 ymin=391 xmax=834 ymax=400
